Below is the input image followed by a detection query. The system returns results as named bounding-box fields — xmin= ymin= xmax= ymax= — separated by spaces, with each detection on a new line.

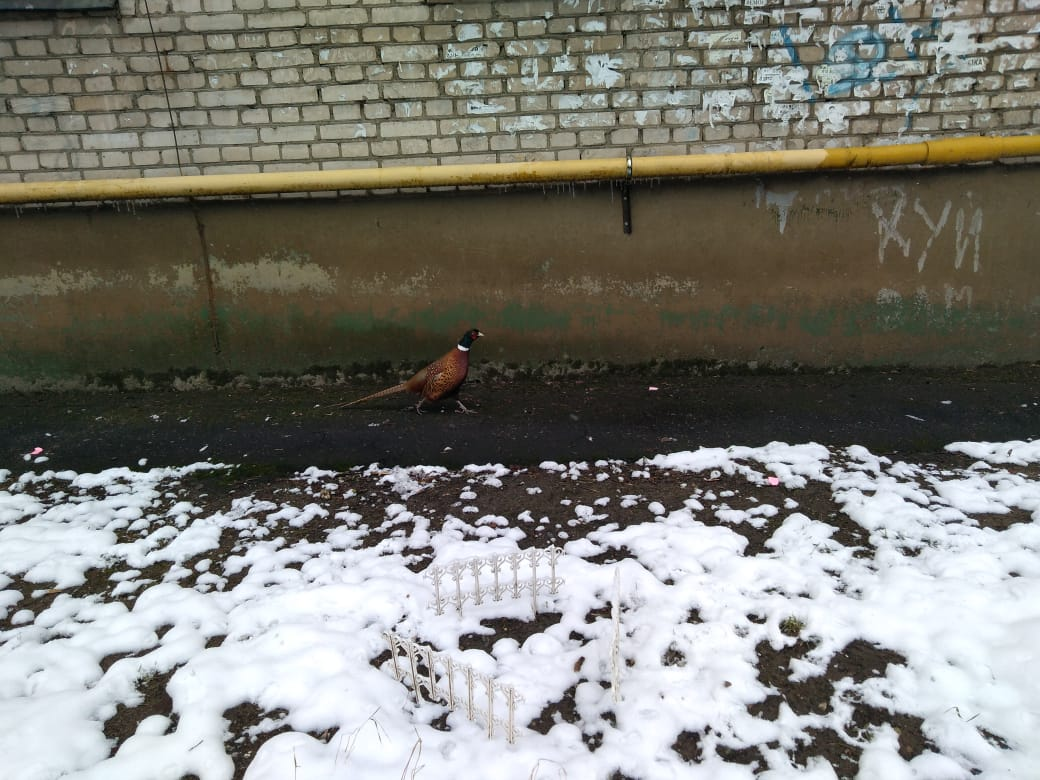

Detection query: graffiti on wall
xmin=871 ymin=187 xmax=983 ymax=273
xmin=754 ymin=182 xmax=984 ymax=275
xmin=693 ymin=0 xmax=1035 ymax=135
xmin=780 ymin=5 xmax=942 ymax=100
xmin=763 ymin=5 xmax=943 ymax=133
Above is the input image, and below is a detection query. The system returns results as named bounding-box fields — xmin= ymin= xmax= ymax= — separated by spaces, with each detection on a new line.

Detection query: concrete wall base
xmin=2 ymin=164 xmax=1038 ymax=389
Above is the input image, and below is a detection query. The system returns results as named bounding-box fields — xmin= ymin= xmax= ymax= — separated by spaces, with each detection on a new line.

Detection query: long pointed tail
xmin=329 ymin=382 xmax=409 ymax=409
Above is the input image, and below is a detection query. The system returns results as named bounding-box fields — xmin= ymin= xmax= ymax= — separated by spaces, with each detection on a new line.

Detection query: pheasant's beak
xmin=477 ymin=330 xmax=485 ymax=338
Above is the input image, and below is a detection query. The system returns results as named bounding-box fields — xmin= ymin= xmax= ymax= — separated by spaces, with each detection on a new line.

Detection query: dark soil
xmin=3 ymin=365 xmax=1039 ymax=473
xmin=20 ymin=455 xmax=1022 ymax=780
xmin=3 ymin=367 xmax=1037 ymax=778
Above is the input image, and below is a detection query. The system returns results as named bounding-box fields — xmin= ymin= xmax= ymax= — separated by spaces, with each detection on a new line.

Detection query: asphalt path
xmin=2 ymin=367 xmax=1039 ymax=473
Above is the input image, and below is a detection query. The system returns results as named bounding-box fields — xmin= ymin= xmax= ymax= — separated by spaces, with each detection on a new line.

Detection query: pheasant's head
xmin=458 ymin=328 xmax=484 ymax=349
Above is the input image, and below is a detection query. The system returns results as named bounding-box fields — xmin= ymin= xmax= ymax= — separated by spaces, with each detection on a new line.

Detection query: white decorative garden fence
xmin=611 ymin=568 xmax=622 ymax=703
xmin=384 ymin=630 xmax=523 ymax=744
xmin=424 ymin=546 xmax=564 ymax=616
xmin=379 ymin=546 xmax=568 ymax=743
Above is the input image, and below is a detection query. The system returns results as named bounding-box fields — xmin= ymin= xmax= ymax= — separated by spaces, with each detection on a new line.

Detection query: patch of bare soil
xmin=9 ymin=455 xmax=1022 ymax=779
xmin=102 ymin=666 xmax=177 ymax=751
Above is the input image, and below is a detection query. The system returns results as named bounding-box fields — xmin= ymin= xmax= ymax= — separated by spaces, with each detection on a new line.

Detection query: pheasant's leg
xmin=454 ymin=399 xmax=477 ymax=415
xmin=415 ymin=398 xmax=427 ymax=414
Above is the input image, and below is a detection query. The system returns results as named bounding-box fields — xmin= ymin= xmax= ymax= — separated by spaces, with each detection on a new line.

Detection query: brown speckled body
xmin=339 ymin=329 xmax=483 ymax=414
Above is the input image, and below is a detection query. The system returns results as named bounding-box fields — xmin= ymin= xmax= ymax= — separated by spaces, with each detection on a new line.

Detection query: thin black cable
xmin=142 ymin=0 xmax=185 ymax=174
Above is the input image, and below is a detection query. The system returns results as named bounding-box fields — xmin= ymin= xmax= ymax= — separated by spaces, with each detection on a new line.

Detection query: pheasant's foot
xmin=454 ymin=401 xmax=477 ymax=414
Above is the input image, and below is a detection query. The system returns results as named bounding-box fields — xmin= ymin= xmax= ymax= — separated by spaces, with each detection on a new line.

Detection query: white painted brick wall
xmin=0 ymin=0 xmax=1038 ymax=181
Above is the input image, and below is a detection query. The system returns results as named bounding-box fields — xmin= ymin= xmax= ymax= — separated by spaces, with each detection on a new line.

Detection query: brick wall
xmin=1 ymin=0 xmax=1038 ymax=183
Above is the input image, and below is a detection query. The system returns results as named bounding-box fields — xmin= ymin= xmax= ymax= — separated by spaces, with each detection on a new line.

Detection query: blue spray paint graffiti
xmin=824 ymin=27 xmax=891 ymax=97
xmin=778 ymin=5 xmax=941 ymax=117
xmin=822 ymin=7 xmax=939 ymax=98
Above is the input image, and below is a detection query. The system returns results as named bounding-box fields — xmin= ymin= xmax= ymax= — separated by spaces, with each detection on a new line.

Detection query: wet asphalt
xmin=2 ymin=366 xmax=1039 ymax=474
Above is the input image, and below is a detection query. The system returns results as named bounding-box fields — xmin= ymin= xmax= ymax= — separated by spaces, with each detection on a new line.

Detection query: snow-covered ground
xmin=2 ymin=440 xmax=1039 ymax=780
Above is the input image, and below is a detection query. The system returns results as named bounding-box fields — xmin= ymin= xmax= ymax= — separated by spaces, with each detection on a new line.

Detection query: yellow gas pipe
xmin=0 ymin=134 xmax=1037 ymax=206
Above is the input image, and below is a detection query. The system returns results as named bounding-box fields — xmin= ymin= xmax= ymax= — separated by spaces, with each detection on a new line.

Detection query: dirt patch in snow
xmin=4 ymin=450 xmax=1033 ymax=779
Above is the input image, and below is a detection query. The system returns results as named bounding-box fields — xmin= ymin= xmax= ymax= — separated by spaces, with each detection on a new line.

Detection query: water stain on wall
xmin=0 ymin=268 xmax=113 ymax=298
xmin=208 ymin=252 xmax=337 ymax=297
xmin=542 ymin=274 xmax=699 ymax=301
xmin=350 ymin=267 xmax=440 ymax=297
xmin=0 ymin=265 xmax=197 ymax=298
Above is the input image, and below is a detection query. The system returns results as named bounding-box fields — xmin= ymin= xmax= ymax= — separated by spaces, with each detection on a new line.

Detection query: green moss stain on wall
xmin=862 ymin=293 xmax=1024 ymax=337
xmin=659 ymin=297 xmax=1028 ymax=341
xmin=499 ymin=302 xmax=571 ymax=332
xmin=0 ymin=307 xmax=211 ymax=379
xmin=331 ymin=310 xmax=380 ymax=334
xmin=327 ymin=303 xmax=570 ymax=337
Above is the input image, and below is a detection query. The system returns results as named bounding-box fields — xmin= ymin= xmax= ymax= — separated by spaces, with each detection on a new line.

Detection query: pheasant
xmin=335 ymin=328 xmax=484 ymax=414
